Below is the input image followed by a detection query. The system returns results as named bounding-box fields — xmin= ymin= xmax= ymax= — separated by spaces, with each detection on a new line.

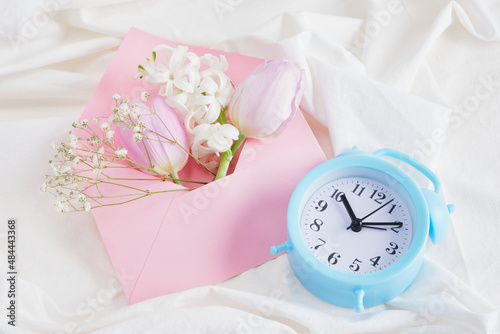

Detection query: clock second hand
xmin=359 ymin=198 xmax=395 ymax=222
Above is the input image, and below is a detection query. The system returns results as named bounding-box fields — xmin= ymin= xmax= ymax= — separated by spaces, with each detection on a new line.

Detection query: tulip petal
xmin=146 ymin=96 xmax=189 ymax=175
xmin=114 ymin=123 xmax=152 ymax=170
xmin=227 ymin=59 xmax=306 ymax=139
xmin=116 ymin=97 xmax=189 ymax=176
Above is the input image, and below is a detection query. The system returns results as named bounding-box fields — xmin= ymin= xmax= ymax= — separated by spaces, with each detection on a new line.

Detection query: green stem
xmin=231 ymin=134 xmax=246 ymax=156
xmin=217 ymin=107 xmax=227 ymax=125
xmin=213 ymin=150 xmax=232 ymax=181
xmin=170 ymin=170 xmax=182 ymax=185
xmin=213 ymin=135 xmax=246 ymax=181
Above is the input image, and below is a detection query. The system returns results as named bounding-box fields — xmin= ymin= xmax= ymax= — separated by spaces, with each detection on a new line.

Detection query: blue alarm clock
xmin=271 ymin=147 xmax=454 ymax=312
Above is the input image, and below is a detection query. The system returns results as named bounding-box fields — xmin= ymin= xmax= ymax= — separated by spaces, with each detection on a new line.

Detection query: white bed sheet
xmin=1 ymin=0 xmax=499 ymax=333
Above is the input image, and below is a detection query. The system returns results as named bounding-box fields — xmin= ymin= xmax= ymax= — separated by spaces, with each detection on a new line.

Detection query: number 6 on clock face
xmin=300 ymin=177 xmax=412 ymax=274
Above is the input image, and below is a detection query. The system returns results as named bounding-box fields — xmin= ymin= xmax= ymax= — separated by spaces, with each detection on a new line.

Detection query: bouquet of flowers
xmin=41 ymin=45 xmax=306 ymax=212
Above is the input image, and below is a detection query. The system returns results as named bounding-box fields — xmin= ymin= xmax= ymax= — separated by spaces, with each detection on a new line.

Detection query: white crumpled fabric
xmin=0 ymin=0 xmax=499 ymax=333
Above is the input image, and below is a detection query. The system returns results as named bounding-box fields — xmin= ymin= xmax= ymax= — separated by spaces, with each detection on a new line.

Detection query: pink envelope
xmin=78 ymin=28 xmax=327 ymax=304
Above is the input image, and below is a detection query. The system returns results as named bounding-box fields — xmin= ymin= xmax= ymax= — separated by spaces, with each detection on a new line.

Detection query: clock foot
xmin=270 ymin=241 xmax=292 ymax=255
xmin=353 ymin=289 xmax=365 ymax=313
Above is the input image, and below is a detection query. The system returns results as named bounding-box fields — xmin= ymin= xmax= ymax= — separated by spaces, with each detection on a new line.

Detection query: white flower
xmin=93 ymin=117 xmax=99 ymax=123
xmin=40 ymin=183 xmax=48 ymax=193
xmin=59 ymin=164 xmax=72 ymax=174
xmin=141 ymin=91 xmax=150 ymax=101
xmin=106 ymin=131 xmax=115 ymax=140
xmin=77 ymin=193 xmax=86 ymax=202
xmin=113 ymin=94 xmax=121 ymax=101
xmin=200 ymin=54 xmax=229 ymax=72
xmin=132 ymin=133 xmax=143 ymax=142
xmin=80 ymin=119 xmax=89 ymax=128
xmin=91 ymin=154 xmax=99 ymax=165
xmin=115 ymin=147 xmax=128 ymax=158
xmin=68 ymin=134 xmax=79 ymax=149
xmin=97 ymin=147 xmax=105 ymax=155
xmin=119 ymin=103 xmax=130 ymax=116
xmin=136 ymin=58 xmax=170 ymax=83
xmin=138 ymin=121 xmax=147 ymax=130
xmin=192 ymin=123 xmax=239 ymax=156
xmin=65 ymin=149 xmax=76 ymax=160
xmin=83 ymin=202 xmax=91 ymax=211
xmin=54 ymin=201 xmax=69 ymax=213
xmin=100 ymin=123 xmax=110 ymax=131
xmin=153 ymin=45 xmax=200 ymax=96
xmin=195 ymin=70 xmax=234 ymax=117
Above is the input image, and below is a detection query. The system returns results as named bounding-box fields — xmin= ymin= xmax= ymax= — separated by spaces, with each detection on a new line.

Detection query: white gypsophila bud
xmin=133 ymin=133 xmax=143 ymax=142
xmin=141 ymin=91 xmax=150 ymax=101
xmin=115 ymin=147 xmax=128 ymax=158
xmin=77 ymin=193 xmax=86 ymax=203
xmin=100 ymin=123 xmax=110 ymax=131
xmin=113 ymin=94 xmax=121 ymax=101
xmin=68 ymin=134 xmax=79 ymax=149
xmin=54 ymin=201 xmax=69 ymax=213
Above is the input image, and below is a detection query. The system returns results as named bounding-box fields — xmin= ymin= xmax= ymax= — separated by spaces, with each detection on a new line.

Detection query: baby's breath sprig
xmin=42 ymin=94 xmax=207 ymax=213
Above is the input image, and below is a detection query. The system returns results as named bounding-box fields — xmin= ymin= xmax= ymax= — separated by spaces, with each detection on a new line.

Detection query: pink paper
xmin=80 ymin=28 xmax=327 ymax=304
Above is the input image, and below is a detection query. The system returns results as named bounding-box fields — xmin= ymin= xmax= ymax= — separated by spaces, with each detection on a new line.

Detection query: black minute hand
xmin=359 ymin=199 xmax=394 ymax=222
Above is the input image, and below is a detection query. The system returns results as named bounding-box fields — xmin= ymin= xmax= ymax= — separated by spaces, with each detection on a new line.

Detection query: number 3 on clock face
xmin=301 ymin=176 xmax=412 ymax=274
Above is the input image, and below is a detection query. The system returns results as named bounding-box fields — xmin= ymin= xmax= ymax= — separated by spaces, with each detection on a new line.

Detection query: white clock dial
xmin=300 ymin=176 xmax=413 ymax=274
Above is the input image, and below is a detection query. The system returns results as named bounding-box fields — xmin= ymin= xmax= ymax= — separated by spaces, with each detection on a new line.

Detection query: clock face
xmin=300 ymin=175 xmax=413 ymax=274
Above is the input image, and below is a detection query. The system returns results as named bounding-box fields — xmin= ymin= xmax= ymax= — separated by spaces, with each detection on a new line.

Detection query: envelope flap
xmin=91 ymin=187 xmax=184 ymax=300
xmin=129 ymin=167 xmax=291 ymax=303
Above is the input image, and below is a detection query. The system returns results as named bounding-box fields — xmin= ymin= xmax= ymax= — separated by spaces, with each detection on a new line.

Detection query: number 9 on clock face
xmin=300 ymin=175 xmax=413 ymax=274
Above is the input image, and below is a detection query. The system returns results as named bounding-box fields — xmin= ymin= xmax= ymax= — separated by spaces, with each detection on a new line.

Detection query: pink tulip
xmin=115 ymin=96 xmax=189 ymax=179
xmin=227 ymin=59 xmax=306 ymax=139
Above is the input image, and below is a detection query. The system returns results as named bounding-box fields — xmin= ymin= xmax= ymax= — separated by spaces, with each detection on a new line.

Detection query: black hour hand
xmin=340 ymin=194 xmax=358 ymax=222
